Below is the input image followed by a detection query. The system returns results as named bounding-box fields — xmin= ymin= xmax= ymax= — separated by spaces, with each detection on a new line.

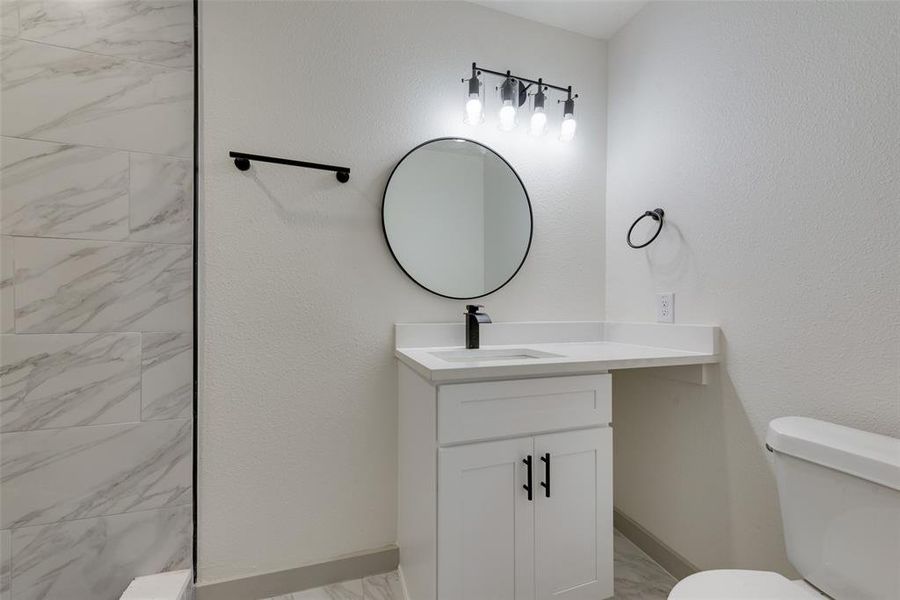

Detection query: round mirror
xmin=382 ymin=138 xmax=532 ymax=299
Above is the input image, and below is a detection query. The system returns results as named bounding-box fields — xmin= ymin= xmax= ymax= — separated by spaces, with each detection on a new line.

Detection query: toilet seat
xmin=668 ymin=570 xmax=823 ymax=599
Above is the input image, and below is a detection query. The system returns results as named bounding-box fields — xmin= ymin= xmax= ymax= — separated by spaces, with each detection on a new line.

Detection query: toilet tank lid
xmin=767 ymin=417 xmax=900 ymax=491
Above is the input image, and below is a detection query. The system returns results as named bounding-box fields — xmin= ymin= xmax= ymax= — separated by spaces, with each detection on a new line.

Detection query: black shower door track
xmin=191 ymin=0 xmax=199 ymax=581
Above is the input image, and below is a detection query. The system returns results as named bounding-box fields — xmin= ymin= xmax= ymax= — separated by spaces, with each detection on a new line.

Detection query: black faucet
xmin=465 ymin=305 xmax=491 ymax=349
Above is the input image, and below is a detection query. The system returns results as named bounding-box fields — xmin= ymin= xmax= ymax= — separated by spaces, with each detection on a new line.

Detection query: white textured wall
xmin=198 ymin=1 xmax=606 ymax=583
xmin=607 ymin=2 xmax=900 ymax=574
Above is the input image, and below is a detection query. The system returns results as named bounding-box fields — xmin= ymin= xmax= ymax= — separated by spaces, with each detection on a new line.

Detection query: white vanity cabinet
xmin=398 ymin=366 xmax=614 ymax=600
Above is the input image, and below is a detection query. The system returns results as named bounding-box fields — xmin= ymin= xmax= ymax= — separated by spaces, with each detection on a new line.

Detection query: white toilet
xmin=669 ymin=417 xmax=900 ymax=599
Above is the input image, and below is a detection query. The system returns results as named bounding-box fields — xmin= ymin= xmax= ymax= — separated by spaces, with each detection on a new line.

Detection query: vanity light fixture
xmin=463 ymin=65 xmax=484 ymax=125
xmin=498 ymin=73 xmax=518 ymax=131
xmin=462 ymin=63 xmax=578 ymax=141
xmin=559 ymin=87 xmax=578 ymax=143
xmin=530 ymin=81 xmax=547 ymax=136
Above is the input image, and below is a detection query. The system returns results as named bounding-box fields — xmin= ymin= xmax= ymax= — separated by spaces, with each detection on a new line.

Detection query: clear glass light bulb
xmin=464 ymin=96 xmax=483 ymax=125
xmin=560 ymin=113 xmax=577 ymax=142
xmin=499 ymin=101 xmax=517 ymax=131
xmin=530 ymin=107 xmax=547 ymax=136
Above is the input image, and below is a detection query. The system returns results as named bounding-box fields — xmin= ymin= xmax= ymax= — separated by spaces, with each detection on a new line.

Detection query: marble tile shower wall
xmin=0 ymin=2 xmax=194 ymax=599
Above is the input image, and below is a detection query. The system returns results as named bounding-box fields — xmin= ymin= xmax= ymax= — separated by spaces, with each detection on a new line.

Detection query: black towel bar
xmin=229 ymin=151 xmax=350 ymax=183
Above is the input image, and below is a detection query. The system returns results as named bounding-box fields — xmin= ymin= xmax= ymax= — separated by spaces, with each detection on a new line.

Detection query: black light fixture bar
xmin=229 ymin=151 xmax=350 ymax=183
xmin=472 ymin=63 xmax=573 ymax=95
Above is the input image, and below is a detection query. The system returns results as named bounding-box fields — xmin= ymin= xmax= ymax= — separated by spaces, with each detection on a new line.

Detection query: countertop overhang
xmin=394 ymin=321 xmax=720 ymax=383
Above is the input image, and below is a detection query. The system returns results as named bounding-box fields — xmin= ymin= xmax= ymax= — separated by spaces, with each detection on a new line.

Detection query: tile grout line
xmin=0 ymin=415 xmax=192 ymax=435
xmin=0 ymin=134 xmax=194 ymax=162
xmin=10 ymin=231 xmax=14 ymax=340
xmin=3 ymin=501 xmax=195 ymax=535
xmin=4 ymin=32 xmax=194 ymax=71
xmin=3 ymin=233 xmax=194 ymax=248
xmin=0 ymin=331 xmax=192 ymax=335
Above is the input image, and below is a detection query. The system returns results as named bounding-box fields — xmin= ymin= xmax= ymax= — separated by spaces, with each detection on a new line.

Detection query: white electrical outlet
xmin=656 ymin=293 xmax=674 ymax=323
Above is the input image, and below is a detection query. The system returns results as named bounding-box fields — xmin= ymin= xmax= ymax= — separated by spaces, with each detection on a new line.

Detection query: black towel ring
xmin=627 ymin=208 xmax=665 ymax=249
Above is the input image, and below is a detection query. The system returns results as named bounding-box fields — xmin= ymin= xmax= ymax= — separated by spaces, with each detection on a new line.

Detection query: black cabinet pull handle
xmin=540 ymin=453 xmax=551 ymax=498
xmin=523 ymin=455 xmax=533 ymax=501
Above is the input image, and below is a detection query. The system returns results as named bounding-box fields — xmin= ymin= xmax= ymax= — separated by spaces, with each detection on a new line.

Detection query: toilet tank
xmin=767 ymin=417 xmax=900 ymax=600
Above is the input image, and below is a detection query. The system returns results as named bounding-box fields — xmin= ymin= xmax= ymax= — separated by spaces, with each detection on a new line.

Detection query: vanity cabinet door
xmin=438 ymin=437 xmax=535 ymax=600
xmin=533 ymin=428 xmax=613 ymax=600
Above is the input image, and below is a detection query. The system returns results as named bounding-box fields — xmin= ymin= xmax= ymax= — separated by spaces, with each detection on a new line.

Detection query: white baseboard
xmin=614 ymin=509 xmax=698 ymax=581
xmin=195 ymin=545 xmax=398 ymax=600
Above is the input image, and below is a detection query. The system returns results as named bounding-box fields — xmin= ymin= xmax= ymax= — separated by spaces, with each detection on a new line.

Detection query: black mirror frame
xmin=381 ymin=137 xmax=534 ymax=300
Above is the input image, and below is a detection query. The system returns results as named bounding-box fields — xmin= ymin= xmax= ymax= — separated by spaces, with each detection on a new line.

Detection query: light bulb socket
xmin=500 ymin=77 xmax=517 ymax=103
xmin=468 ymin=75 xmax=480 ymax=96
xmin=534 ymin=89 xmax=546 ymax=110
xmin=563 ymin=97 xmax=575 ymax=117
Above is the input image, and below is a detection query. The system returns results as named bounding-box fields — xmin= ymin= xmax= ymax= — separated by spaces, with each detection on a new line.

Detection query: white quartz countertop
xmin=395 ymin=321 xmax=720 ymax=383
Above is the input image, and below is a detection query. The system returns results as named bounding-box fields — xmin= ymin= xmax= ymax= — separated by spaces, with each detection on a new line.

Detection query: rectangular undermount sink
xmin=429 ymin=348 xmax=564 ymax=362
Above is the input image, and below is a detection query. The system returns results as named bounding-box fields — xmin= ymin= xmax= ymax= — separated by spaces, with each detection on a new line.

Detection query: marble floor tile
xmin=18 ymin=0 xmax=193 ymax=68
xmin=0 ymin=529 xmax=8 ymax=600
xmin=362 ymin=571 xmax=403 ymax=600
xmin=10 ymin=504 xmax=191 ymax=600
xmin=614 ymin=530 xmax=677 ymax=600
xmin=1 ymin=136 xmax=130 ymax=240
xmin=0 ymin=1 xmax=18 ymax=37
xmin=266 ymin=579 xmax=364 ymax=600
xmin=141 ymin=332 xmax=192 ymax=420
xmin=13 ymin=236 xmax=192 ymax=333
xmin=0 ymin=332 xmax=141 ymax=432
xmin=130 ymin=153 xmax=193 ymax=244
xmin=1 ymin=38 xmax=192 ymax=157
xmin=0 ymin=236 xmax=12 ymax=333
xmin=0 ymin=418 xmax=191 ymax=528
